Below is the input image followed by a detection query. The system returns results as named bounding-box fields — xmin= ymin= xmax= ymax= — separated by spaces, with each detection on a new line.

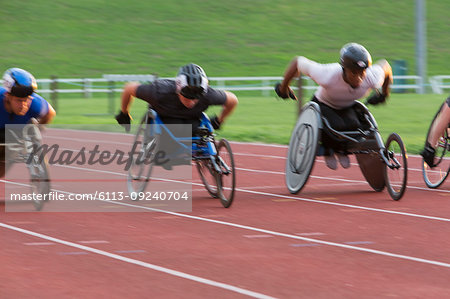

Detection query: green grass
xmin=1 ymin=1 xmax=449 ymax=78
xmin=51 ymin=93 xmax=445 ymax=154
xmin=3 ymin=1 xmax=447 ymax=154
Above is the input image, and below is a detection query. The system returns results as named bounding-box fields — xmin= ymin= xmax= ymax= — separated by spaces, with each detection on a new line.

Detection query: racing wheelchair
xmin=422 ymin=102 xmax=450 ymax=188
xmin=127 ymin=106 xmax=236 ymax=208
xmin=2 ymin=120 xmax=51 ymax=211
xmin=285 ymin=101 xmax=407 ymax=201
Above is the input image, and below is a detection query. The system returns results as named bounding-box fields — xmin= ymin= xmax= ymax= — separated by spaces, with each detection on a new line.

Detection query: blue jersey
xmin=0 ymin=87 xmax=49 ymax=128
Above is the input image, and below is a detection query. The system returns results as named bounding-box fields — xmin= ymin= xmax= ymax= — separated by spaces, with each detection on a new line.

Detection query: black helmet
xmin=340 ymin=43 xmax=372 ymax=71
xmin=176 ymin=63 xmax=208 ymax=99
xmin=3 ymin=68 xmax=37 ymax=97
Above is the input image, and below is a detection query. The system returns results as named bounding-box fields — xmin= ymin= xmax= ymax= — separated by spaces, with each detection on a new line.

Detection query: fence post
xmin=108 ymin=80 xmax=115 ymax=114
xmin=416 ymin=76 xmax=422 ymax=94
xmin=218 ymin=79 xmax=225 ymax=90
xmin=262 ymin=79 xmax=269 ymax=97
xmin=50 ymin=75 xmax=58 ymax=112
xmin=84 ymin=78 xmax=91 ymax=98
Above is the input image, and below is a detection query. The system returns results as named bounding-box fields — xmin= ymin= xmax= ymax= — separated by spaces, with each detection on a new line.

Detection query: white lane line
xmin=243 ymin=235 xmax=274 ymax=239
xmin=40 ymin=134 xmax=430 ymax=173
xmin=236 ymin=188 xmax=450 ymax=222
xmin=4 ymin=162 xmax=449 ymax=222
xmin=114 ymin=250 xmax=146 ymax=254
xmin=59 ymin=251 xmax=89 ymax=255
xmin=4 ymin=167 xmax=450 ymax=269
xmin=290 ymin=243 xmax=320 ymax=247
xmin=24 ymin=242 xmax=55 ymax=246
xmin=296 ymin=232 xmax=325 ymax=236
xmin=230 ymin=146 xmax=432 ymax=174
xmin=344 ymin=241 xmax=374 ymax=245
xmin=6 ymin=221 xmax=36 ymax=225
xmin=79 ymin=240 xmax=110 ymax=244
xmin=53 ymin=196 xmax=450 ymax=269
xmin=0 ymin=222 xmax=276 ymax=299
xmin=229 ymin=141 xmax=288 ymax=148
xmin=2 ymin=161 xmax=450 ymax=223
xmin=235 ymin=166 xmax=450 ymax=194
xmin=10 ymin=186 xmax=450 ymax=269
xmin=6 ymin=177 xmax=450 ymax=268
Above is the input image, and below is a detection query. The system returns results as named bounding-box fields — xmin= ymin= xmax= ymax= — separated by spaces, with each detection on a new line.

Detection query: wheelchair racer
xmin=275 ymin=43 xmax=393 ymax=170
xmin=115 ymin=63 xmax=238 ymax=168
xmin=0 ymin=68 xmax=56 ymax=177
xmin=421 ymin=96 xmax=450 ymax=167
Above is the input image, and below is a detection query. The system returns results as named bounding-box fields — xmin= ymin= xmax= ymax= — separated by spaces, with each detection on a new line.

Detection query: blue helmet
xmin=3 ymin=68 xmax=37 ymax=97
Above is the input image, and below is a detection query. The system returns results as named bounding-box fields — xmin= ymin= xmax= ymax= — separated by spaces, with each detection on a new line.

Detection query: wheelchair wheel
xmin=23 ymin=124 xmax=50 ymax=211
xmin=127 ymin=118 xmax=160 ymax=195
xmin=216 ymin=139 xmax=236 ymax=208
xmin=285 ymin=103 xmax=320 ymax=194
xmin=27 ymin=150 xmax=50 ymax=211
xmin=384 ymin=133 xmax=407 ymax=201
xmin=196 ymin=158 xmax=220 ymax=198
xmin=422 ymin=103 xmax=450 ymax=188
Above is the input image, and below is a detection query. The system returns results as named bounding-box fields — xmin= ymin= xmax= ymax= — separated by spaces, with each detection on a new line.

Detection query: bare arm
xmin=375 ymin=59 xmax=393 ymax=97
xmin=218 ymin=91 xmax=238 ymax=124
xmin=121 ymin=82 xmax=140 ymax=113
xmin=279 ymin=56 xmax=301 ymax=95
xmin=38 ymin=103 xmax=56 ymax=124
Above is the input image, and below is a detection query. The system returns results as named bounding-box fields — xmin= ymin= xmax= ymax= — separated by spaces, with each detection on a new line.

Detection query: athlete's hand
xmin=210 ymin=115 xmax=221 ymax=130
xmin=115 ymin=111 xmax=132 ymax=132
xmin=29 ymin=118 xmax=45 ymax=132
xmin=274 ymin=83 xmax=297 ymax=101
xmin=421 ymin=142 xmax=436 ymax=168
xmin=366 ymin=92 xmax=386 ymax=105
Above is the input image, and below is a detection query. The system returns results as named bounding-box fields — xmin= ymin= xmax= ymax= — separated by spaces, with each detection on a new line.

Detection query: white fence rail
xmin=1 ymin=75 xmax=448 ymax=96
xmin=429 ymin=76 xmax=450 ymax=94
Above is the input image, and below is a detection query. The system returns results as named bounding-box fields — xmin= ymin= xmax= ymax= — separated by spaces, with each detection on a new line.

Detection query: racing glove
xmin=274 ymin=83 xmax=297 ymax=101
xmin=210 ymin=115 xmax=221 ymax=130
xmin=366 ymin=92 xmax=386 ymax=105
xmin=115 ymin=111 xmax=132 ymax=132
xmin=420 ymin=142 xmax=436 ymax=168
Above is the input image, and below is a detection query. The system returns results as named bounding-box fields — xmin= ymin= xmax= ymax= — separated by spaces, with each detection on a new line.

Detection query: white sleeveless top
xmin=297 ymin=56 xmax=385 ymax=109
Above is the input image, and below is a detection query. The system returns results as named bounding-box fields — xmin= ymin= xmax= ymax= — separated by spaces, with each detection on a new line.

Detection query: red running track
xmin=1 ymin=130 xmax=450 ymax=298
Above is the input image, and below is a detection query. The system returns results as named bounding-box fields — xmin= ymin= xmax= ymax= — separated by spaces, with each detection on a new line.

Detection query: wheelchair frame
xmin=421 ymin=102 xmax=450 ymax=188
xmin=126 ymin=106 xmax=236 ymax=208
xmin=2 ymin=121 xmax=50 ymax=211
xmin=286 ymin=101 xmax=408 ymax=201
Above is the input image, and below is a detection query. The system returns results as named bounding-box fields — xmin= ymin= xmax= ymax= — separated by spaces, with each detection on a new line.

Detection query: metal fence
xmin=2 ymin=74 xmax=449 ymax=97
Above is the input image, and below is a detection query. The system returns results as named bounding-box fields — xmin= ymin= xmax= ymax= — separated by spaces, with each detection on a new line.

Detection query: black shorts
xmin=312 ymin=97 xmax=364 ymax=152
xmin=312 ymin=97 xmax=361 ymax=131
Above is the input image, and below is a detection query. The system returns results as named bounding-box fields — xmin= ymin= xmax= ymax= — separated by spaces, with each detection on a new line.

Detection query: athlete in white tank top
xmin=275 ymin=43 xmax=393 ymax=170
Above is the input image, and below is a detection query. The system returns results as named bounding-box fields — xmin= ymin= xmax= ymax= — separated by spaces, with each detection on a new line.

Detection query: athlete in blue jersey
xmin=1 ymin=68 xmax=56 ymax=177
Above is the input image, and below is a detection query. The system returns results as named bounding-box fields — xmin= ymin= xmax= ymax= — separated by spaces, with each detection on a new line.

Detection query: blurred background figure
xmin=0 ymin=68 xmax=56 ymax=177
xmin=421 ymin=96 xmax=450 ymax=167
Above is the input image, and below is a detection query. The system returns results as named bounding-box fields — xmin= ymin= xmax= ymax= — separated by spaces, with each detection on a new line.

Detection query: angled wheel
xmin=196 ymin=158 xmax=220 ymax=198
xmin=216 ymin=139 xmax=236 ymax=208
xmin=127 ymin=116 xmax=160 ymax=195
xmin=384 ymin=133 xmax=407 ymax=200
xmin=23 ymin=123 xmax=50 ymax=211
xmin=285 ymin=103 xmax=320 ymax=194
xmin=422 ymin=103 xmax=450 ymax=188
xmin=28 ymin=155 xmax=50 ymax=211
